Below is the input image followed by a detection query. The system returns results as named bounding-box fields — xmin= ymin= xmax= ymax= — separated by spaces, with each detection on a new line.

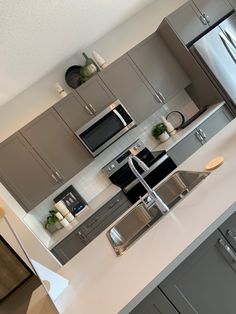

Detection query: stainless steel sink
xmin=107 ymin=170 xmax=209 ymax=256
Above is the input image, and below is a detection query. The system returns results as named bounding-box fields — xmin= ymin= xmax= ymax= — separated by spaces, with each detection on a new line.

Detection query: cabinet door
xmin=130 ymin=287 xmax=178 ymax=314
xmin=0 ymin=133 xmax=60 ymax=211
xmin=99 ymin=55 xmax=161 ymax=124
xmin=54 ymin=92 xmax=93 ymax=132
xmin=199 ymin=105 xmax=233 ymax=142
xmin=193 ymin=0 xmax=233 ymax=26
xmin=160 ymin=230 xmax=236 ymax=314
xmin=51 ymin=228 xmax=86 ymax=265
xmin=167 ymin=130 xmax=202 ymax=165
xmin=21 ymin=108 xmax=93 ymax=183
xmin=219 ymin=211 xmax=236 ymax=252
xmin=166 ymin=1 xmax=208 ymax=45
xmin=128 ymin=33 xmax=190 ymax=103
xmin=76 ymin=75 xmax=116 ymax=115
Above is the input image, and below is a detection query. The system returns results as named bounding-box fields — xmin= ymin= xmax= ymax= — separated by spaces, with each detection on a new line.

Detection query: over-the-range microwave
xmin=75 ymin=100 xmax=136 ymax=157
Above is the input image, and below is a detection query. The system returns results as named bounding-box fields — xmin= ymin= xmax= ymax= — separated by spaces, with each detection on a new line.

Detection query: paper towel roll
xmin=54 ymin=200 xmax=69 ymax=216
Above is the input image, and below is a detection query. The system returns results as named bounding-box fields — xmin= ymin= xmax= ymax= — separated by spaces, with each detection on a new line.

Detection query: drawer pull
xmin=227 ymin=229 xmax=236 ymax=242
xmin=86 ymin=218 xmax=99 ymax=228
xmin=217 ymin=238 xmax=236 ymax=271
xmin=51 ymin=173 xmax=59 ymax=183
xmin=78 ymin=231 xmax=87 ymax=243
xmin=108 ymin=198 xmax=121 ymax=208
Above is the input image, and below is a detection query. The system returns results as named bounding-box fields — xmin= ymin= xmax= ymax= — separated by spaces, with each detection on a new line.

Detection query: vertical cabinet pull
xmin=51 ymin=173 xmax=59 ymax=183
xmin=154 ymin=93 xmax=162 ymax=103
xmin=158 ymin=91 xmax=166 ymax=103
xmin=227 ymin=229 xmax=236 ymax=242
xmin=55 ymin=171 xmax=63 ymax=182
xmin=195 ymin=130 xmax=205 ymax=145
xmin=217 ymin=238 xmax=236 ymax=272
xmin=202 ymin=13 xmax=210 ymax=25
xmin=198 ymin=128 xmax=207 ymax=142
xmin=199 ymin=14 xmax=208 ymax=25
xmin=85 ymin=105 xmax=94 ymax=116
xmin=88 ymin=104 xmax=96 ymax=114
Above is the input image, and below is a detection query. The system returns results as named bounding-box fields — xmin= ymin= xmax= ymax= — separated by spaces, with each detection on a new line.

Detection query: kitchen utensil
xmin=65 ymin=65 xmax=82 ymax=89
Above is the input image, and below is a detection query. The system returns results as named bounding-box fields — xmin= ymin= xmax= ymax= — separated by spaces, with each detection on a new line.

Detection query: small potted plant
xmin=152 ymin=123 xmax=170 ymax=142
xmin=44 ymin=210 xmax=61 ymax=234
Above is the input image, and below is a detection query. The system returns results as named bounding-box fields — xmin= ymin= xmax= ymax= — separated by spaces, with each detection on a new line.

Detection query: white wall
xmin=0 ymin=0 xmax=188 ymax=263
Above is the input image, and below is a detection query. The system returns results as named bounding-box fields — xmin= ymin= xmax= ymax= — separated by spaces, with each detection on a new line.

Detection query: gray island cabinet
xmin=168 ymin=104 xmax=233 ymax=165
xmin=166 ymin=0 xmax=233 ymax=45
xmin=132 ymin=204 xmax=236 ymax=314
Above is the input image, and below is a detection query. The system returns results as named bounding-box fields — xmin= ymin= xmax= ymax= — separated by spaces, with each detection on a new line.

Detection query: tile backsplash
xmin=24 ymin=90 xmax=198 ymax=238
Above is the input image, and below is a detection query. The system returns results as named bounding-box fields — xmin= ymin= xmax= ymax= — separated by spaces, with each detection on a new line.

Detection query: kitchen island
xmin=28 ymin=117 xmax=236 ymax=314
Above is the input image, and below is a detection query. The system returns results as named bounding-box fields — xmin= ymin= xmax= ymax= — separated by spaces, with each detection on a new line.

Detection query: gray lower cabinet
xmin=128 ymin=33 xmax=190 ymax=103
xmin=51 ymin=192 xmax=131 ymax=264
xmin=20 ymin=108 xmax=92 ymax=183
xmin=166 ymin=0 xmax=232 ymax=45
xmin=99 ymin=54 xmax=162 ymax=124
xmin=0 ymin=133 xmax=61 ymax=211
xmin=130 ymin=287 xmax=178 ymax=314
xmin=168 ymin=105 xmax=233 ymax=165
xmin=159 ymin=229 xmax=236 ymax=314
xmin=54 ymin=76 xmax=115 ymax=132
xmin=219 ymin=211 xmax=236 ymax=251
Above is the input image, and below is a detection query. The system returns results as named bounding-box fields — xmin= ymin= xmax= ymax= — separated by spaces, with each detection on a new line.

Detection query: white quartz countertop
xmin=47 ymin=102 xmax=226 ymax=250
xmin=27 ymin=113 xmax=236 ymax=314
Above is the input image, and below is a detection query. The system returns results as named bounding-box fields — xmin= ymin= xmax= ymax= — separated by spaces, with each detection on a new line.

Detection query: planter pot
xmin=158 ymin=131 xmax=170 ymax=142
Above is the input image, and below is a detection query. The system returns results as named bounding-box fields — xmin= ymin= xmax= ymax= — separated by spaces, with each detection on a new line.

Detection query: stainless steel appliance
xmin=190 ymin=12 xmax=236 ymax=114
xmin=75 ymin=99 xmax=136 ymax=156
xmin=102 ymin=140 xmax=177 ymax=204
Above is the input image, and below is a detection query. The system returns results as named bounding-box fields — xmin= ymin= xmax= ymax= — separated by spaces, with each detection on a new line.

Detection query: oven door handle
xmin=113 ymin=109 xmax=127 ymax=127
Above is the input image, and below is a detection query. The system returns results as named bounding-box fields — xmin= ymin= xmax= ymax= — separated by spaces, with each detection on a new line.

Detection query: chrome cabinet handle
xmin=51 ymin=173 xmax=59 ymax=183
xmin=195 ymin=130 xmax=205 ymax=145
xmin=198 ymin=128 xmax=207 ymax=141
xmin=85 ymin=218 xmax=99 ymax=228
xmin=199 ymin=14 xmax=208 ymax=25
xmin=154 ymin=93 xmax=162 ymax=103
xmin=158 ymin=91 xmax=166 ymax=103
xmin=85 ymin=105 xmax=94 ymax=116
xmin=78 ymin=231 xmax=87 ymax=244
xmin=227 ymin=229 xmax=236 ymax=242
xmin=217 ymin=238 xmax=236 ymax=271
xmin=88 ymin=103 xmax=96 ymax=114
xmin=55 ymin=171 xmax=63 ymax=182
xmin=202 ymin=13 xmax=210 ymax=24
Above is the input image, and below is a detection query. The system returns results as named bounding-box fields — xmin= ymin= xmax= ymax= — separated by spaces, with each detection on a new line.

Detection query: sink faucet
xmin=128 ymin=155 xmax=169 ymax=214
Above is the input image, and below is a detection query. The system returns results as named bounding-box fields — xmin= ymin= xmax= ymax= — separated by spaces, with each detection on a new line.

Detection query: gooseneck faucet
xmin=128 ymin=155 xmax=169 ymax=214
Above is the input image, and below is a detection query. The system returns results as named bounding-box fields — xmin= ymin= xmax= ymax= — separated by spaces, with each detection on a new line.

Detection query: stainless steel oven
xmin=75 ymin=100 xmax=135 ymax=157
xmin=102 ymin=139 xmax=177 ymax=204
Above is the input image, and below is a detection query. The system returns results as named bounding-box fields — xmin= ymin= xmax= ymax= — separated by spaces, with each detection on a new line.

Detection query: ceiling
xmin=0 ymin=0 xmax=155 ymax=107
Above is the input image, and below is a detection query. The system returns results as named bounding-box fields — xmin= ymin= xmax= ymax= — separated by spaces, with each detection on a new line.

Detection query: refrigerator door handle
xmin=223 ymin=28 xmax=236 ymax=49
xmin=219 ymin=31 xmax=236 ymax=63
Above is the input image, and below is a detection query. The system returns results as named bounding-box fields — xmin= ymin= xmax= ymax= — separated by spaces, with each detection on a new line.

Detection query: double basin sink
xmin=107 ymin=170 xmax=209 ymax=256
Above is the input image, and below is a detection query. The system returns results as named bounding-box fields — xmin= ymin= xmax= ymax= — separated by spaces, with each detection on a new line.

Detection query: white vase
xmin=158 ymin=131 xmax=170 ymax=142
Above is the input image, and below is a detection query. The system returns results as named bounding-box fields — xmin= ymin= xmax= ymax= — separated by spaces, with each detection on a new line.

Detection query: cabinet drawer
xmin=80 ymin=192 xmax=129 ymax=234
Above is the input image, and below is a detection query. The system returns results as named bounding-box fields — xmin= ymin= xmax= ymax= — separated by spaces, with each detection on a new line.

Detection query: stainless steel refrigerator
xmin=190 ymin=12 xmax=236 ymax=114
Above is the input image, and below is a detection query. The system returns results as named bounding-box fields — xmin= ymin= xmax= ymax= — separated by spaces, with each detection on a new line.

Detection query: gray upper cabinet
xmin=0 ymin=133 xmax=61 ymax=211
xmin=128 ymin=33 xmax=190 ymax=103
xmin=159 ymin=229 xmax=236 ymax=314
xmin=166 ymin=0 xmax=232 ymax=45
xmin=99 ymin=54 xmax=163 ymax=124
xmin=168 ymin=105 xmax=233 ymax=165
xmin=54 ymin=92 xmax=93 ymax=131
xmin=130 ymin=287 xmax=178 ymax=314
xmin=54 ymin=76 xmax=116 ymax=132
xmin=76 ymin=75 xmax=116 ymax=115
xmin=21 ymin=108 xmax=93 ymax=183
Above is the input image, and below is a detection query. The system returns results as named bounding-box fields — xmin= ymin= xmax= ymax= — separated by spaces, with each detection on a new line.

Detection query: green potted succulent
xmin=44 ymin=210 xmax=61 ymax=234
xmin=152 ymin=123 xmax=170 ymax=142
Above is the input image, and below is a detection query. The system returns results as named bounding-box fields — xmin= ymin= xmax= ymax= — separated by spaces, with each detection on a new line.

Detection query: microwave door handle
xmin=219 ymin=32 xmax=236 ymax=63
xmin=113 ymin=109 xmax=127 ymax=127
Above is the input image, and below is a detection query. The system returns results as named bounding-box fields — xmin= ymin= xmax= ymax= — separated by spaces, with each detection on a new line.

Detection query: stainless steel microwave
xmin=75 ymin=100 xmax=136 ymax=156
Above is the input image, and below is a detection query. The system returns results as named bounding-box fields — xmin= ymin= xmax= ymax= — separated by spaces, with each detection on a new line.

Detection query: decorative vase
xmin=158 ymin=131 xmax=170 ymax=142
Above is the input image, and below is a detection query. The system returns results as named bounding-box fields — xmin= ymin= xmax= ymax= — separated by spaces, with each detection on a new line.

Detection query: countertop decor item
xmin=205 ymin=156 xmax=224 ymax=171
xmin=44 ymin=210 xmax=61 ymax=234
xmin=152 ymin=123 xmax=170 ymax=142
xmin=161 ymin=115 xmax=176 ymax=135
xmin=166 ymin=110 xmax=185 ymax=129
xmin=65 ymin=65 xmax=82 ymax=89
xmin=80 ymin=52 xmax=100 ymax=82
xmin=92 ymin=51 xmax=108 ymax=69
